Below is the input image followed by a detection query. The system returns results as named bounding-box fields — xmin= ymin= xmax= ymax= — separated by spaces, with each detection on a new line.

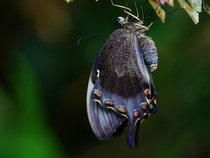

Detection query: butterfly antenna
xmin=77 ymin=32 xmax=105 ymax=46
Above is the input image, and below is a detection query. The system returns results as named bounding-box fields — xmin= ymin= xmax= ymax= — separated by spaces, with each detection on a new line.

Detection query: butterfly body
xmin=87 ymin=17 xmax=158 ymax=148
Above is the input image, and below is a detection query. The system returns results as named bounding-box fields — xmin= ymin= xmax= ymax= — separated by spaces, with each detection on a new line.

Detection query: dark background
xmin=0 ymin=0 xmax=210 ymax=158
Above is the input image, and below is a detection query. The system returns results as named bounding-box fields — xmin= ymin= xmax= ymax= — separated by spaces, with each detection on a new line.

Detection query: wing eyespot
xmin=104 ymin=99 xmax=114 ymax=107
xmin=117 ymin=106 xmax=126 ymax=113
xmin=140 ymin=102 xmax=147 ymax=110
xmin=144 ymin=89 xmax=151 ymax=96
xmin=94 ymin=89 xmax=102 ymax=98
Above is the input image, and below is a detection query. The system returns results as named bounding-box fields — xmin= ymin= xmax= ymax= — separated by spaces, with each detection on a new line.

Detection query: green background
xmin=0 ymin=0 xmax=210 ymax=157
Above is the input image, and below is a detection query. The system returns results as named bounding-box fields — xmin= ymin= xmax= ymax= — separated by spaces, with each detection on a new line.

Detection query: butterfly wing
xmin=87 ymin=29 xmax=158 ymax=148
xmin=87 ymin=77 xmax=127 ymax=140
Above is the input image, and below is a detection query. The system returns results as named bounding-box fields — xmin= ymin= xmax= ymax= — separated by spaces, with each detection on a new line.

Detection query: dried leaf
xmin=148 ymin=0 xmax=166 ymax=23
xmin=177 ymin=0 xmax=199 ymax=24
xmin=166 ymin=0 xmax=174 ymax=7
xmin=188 ymin=0 xmax=202 ymax=12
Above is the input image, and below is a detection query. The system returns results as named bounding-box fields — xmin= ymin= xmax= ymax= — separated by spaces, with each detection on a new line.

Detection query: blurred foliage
xmin=0 ymin=0 xmax=210 ymax=158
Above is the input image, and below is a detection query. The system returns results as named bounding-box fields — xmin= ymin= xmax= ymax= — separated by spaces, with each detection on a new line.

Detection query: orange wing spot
xmin=105 ymin=100 xmax=114 ymax=106
xmin=94 ymin=90 xmax=102 ymax=98
xmin=141 ymin=105 xmax=147 ymax=110
xmin=134 ymin=111 xmax=140 ymax=117
xmin=118 ymin=107 xmax=126 ymax=113
xmin=144 ymin=89 xmax=151 ymax=96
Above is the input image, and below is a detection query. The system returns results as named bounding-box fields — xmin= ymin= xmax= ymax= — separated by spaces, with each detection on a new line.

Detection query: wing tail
xmin=127 ymin=121 xmax=141 ymax=148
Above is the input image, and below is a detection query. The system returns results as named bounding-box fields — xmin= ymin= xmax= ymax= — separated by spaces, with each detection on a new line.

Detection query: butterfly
xmin=86 ymin=14 xmax=158 ymax=148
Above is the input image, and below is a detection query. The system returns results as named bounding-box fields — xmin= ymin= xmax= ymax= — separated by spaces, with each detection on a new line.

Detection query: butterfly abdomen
xmin=138 ymin=35 xmax=158 ymax=72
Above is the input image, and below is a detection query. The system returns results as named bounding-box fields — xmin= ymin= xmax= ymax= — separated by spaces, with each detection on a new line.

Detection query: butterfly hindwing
xmin=87 ymin=73 xmax=127 ymax=140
